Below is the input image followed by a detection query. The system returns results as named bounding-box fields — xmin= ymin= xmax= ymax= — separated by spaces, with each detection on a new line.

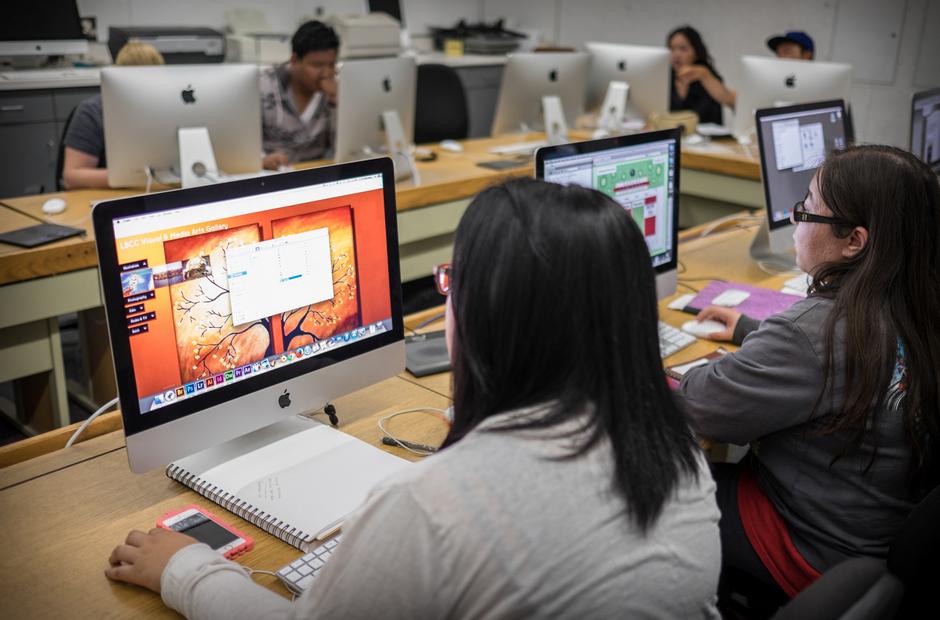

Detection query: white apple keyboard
xmin=659 ymin=321 xmax=696 ymax=358
xmin=489 ymin=140 xmax=547 ymax=156
xmin=681 ymin=319 xmax=726 ymax=338
xmin=276 ymin=534 xmax=342 ymax=594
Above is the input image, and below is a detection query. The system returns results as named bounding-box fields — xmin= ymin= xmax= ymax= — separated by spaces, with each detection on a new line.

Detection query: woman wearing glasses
xmin=105 ymin=179 xmax=722 ymax=617
xmin=678 ymin=145 xmax=940 ymax=607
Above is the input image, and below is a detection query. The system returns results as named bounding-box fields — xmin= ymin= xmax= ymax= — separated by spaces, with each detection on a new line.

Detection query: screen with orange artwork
xmin=108 ymin=173 xmax=394 ymax=415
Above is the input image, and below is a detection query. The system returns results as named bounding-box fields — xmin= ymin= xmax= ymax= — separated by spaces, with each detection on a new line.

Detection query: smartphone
xmin=157 ymin=505 xmax=253 ymax=559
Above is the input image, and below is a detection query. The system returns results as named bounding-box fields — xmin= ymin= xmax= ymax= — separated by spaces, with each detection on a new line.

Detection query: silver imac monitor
xmin=491 ymin=52 xmax=590 ymax=136
xmin=0 ymin=2 xmax=89 ymax=57
xmin=334 ymin=56 xmax=416 ymax=161
xmin=733 ymin=56 xmax=852 ymax=141
xmin=92 ymin=158 xmax=405 ymax=473
xmin=535 ymin=128 xmax=681 ymax=300
xmin=911 ymin=87 xmax=940 ymax=174
xmin=752 ymin=100 xmax=849 ymax=265
xmin=101 ymin=64 xmax=262 ymax=188
xmin=584 ymin=42 xmax=670 ymax=120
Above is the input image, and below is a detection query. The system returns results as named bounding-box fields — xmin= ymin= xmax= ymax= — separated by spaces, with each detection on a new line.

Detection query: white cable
xmin=697 ymin=214 xmax=762 ymax=239
xmin=377 ymin=407 xmax=450 ymax=456
xmin=65 ymin=396 xmax=119 ymax=448
xmin=144 ymin=167 xmax=154 ymax=194
xmin=756 ymin=260 xmax=802 ymax=276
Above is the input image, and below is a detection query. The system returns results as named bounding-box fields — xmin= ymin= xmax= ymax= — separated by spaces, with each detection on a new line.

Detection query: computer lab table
xmin=0 ymin=132 xmax=761 ymax=434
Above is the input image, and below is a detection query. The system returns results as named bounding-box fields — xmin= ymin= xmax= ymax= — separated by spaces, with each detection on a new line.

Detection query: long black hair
xmin=667 ymin=25 xmax=721 ymax=78
xmin=442 ymin=179 xmax=701 ymax=532
xmin=810 ymin=145 xmax=940 ymax=492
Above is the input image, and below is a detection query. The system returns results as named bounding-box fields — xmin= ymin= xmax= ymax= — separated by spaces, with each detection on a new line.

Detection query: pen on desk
xmin=381 ymin=436 xmax=438 ymax=453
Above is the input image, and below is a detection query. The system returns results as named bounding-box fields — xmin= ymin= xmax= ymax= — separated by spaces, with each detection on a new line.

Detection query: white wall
xmin=75 ymin=0 xmax=481 ymax=40
xmin=483 ymin=0 xmax=940 ymax=148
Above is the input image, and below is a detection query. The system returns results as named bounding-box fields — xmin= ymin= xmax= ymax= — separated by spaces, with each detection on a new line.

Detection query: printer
xmin=108 ymin=26 xmax=225 ymax=64
xmin=324 ymin=13 xmax=402 ymax=59
xmin=223 ymin=9 xmax=290 ymax=64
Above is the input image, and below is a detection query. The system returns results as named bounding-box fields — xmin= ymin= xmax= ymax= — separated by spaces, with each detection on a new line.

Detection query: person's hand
xmin=105 ymin=528 xmax=199 ymax=593
xmin=321 ymin=76 xmax=337 ymax=106
xmin=675 ymin=65 xmax=712 ymax=86
xmin=262 ymin=151 xmax=290 ymax=170
xmin=695 ymin=305 xmax=743 ymax=342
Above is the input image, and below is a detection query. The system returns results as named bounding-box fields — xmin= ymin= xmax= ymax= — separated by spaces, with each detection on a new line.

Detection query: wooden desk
xmin=0 ymin=375 xmax=452 ymax=619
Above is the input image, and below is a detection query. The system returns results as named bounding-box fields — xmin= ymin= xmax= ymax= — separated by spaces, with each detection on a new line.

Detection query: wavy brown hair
xmin=810 ymin=145 xmax=940 ymax=491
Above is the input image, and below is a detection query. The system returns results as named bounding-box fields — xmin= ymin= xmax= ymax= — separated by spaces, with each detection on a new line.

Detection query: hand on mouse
xmin=695 ymin=305 xmax=742 ymax=341
xmin=262 ymin=151 xmax=290 ymax=171
xmin=105 ymin=527 xmax=199 ymax=593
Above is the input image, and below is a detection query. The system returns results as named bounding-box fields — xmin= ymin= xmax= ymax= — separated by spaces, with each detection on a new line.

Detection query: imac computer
xmin=333 ymin=56 xmax=416 ymax=163
xmin=752 ymin=100 xmax=850 ymax=265
xmin=101 ymin=64 xmax=262 ymax=188
xmin=911 ymin=87 xmax=940 ymax=174
xmin=1 ymin=1 xmax=89 ymax=58
xmin=732 ymin=56 xmax=852 ymax=141
xmin=536 ymin=128 xmax=681 ymax=301
xmin=584 ymin=43 xmax=670 ymax=121
xmin=491 ymin=52 xmax=590 ymax=136
xmin=92 ymin=157 xmax=404 ymax=473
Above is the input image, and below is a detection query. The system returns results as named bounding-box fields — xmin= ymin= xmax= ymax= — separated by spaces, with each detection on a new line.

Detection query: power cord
xmin=65 ymin=396 xmax=120 ymax=448
xmin=377 ymin=407 xmax=452 ymax=457
xmin=414 ymin=311 xmax=445 ymax=330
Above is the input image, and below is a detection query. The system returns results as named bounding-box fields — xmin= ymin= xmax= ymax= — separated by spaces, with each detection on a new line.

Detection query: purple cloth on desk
xmin=687 ymin=281 xmax=802 ymax=321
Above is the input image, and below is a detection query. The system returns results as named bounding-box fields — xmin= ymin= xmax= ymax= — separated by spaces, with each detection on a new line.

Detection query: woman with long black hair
xmin=680 ymin=145 xmax=940 ymax=604
xmin=667 ymin=25 xmax=736 ymax=124
xmin=104 ymin=179 xmax=722 ymax=618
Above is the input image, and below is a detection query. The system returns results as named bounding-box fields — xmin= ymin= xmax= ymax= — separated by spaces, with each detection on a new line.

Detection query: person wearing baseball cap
xmin=767 ymin=31 xmax=814 ymax=60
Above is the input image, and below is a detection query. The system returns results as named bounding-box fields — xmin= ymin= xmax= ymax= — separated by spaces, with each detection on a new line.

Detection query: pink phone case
xmin=157 ymin=504 xmax=254 ymax=559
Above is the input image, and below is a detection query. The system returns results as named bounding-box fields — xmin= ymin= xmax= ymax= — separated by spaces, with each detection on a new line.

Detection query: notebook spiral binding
xmin=165 ymin=464 xmax=310 ymax=551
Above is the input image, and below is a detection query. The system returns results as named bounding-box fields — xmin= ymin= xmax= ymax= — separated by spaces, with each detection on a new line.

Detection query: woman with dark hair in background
xmin=104 ymin=179 xmax=722 ymax=618
xmin=667 ymin=25 xmax=736 ymax=124
xmin=679 ymin=145 xmax=940 ymax=609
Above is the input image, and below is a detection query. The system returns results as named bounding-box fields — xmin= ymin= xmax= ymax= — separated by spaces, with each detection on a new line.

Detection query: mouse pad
xmin=0 ymin=223 xmax=85 ymax=248
xmin=405 ymin=330 xmax=451 ymax=377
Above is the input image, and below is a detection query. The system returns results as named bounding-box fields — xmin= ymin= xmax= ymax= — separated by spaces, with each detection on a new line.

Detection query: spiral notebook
xmin=166 ymin=416 xmax=411 ymax=552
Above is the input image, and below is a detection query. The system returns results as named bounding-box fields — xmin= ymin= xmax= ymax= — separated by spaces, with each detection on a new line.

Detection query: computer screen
xmin=93 ymin=159 xmax=404 ymax=472
xmin=911 ymin=87 xmax=940 ymax=174
xmin=0 ymin=1 xmax=88 ymax=56
xmin=756 ymin=100 xmax=849 ymax=229
xmin=535 ymin=128 xmax=681 ymax=298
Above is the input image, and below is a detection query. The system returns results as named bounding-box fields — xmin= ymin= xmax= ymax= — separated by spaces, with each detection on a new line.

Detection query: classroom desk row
xmin=0 ymin=219 xmax=790 ymax=618
xmin=0 ymin=131 xmax=761 ymax=434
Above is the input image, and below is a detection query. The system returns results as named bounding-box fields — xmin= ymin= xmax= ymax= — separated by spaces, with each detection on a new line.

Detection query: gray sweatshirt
xmin=161 ymin=408 xmax=722 ymax=619
xmin=678 ymin=296 xmax=917 ymax=571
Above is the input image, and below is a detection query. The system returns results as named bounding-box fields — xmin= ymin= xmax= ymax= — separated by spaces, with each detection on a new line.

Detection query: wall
xmin=482 ymin=0 xmax=940 ymax=148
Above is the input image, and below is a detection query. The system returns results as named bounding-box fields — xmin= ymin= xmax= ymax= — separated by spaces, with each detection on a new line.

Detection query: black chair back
xmin=887 ymin=484 xmax=940 ymax=618
xmin=773 ymin=557 xmax=902 ymax=620
xmin=414 ymin=63 xmax=469 ymax=144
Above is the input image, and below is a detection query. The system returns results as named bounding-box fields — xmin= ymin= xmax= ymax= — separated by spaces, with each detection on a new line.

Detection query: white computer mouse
xmin=42 ymin=198 xmax=67 ymax=215
xmin=439 ymin=140 xmax=464 ymax=153
xmin=681 ymin=319 xmax=727 ymax=338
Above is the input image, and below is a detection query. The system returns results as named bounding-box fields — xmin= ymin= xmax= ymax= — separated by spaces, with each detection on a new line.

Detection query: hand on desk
xmin=693 ymin=305 xmax=742 ymax=342
xmin=263 ymin=151 xmax=290 ymax=171
xmin=106 ymin=527 xmax=198 ymax=593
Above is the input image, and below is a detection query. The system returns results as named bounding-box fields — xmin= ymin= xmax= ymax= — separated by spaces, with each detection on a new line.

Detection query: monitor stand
xmin=749 ymin=219 xmax=797 ymax=268
xmin=178 ymin=126 xmax=221 ymax=188
xmin=542 ymin=95 xmax=569 ymax=145
xmin=381 ymin=109 xmax=420 ymax=183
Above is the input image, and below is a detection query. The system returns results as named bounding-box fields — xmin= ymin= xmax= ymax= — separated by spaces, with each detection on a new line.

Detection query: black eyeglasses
xmin=790 ymin=199 xmax=852 ymax=227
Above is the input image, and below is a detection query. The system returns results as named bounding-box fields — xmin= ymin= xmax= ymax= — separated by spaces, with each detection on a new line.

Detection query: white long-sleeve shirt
xmin=161 ymin=409 xmax=722 ymax=619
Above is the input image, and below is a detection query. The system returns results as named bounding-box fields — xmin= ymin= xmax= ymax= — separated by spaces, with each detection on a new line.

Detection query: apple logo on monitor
xmin=617 ymin=60 xmax=627 ymax=72
xmin=785 ymin=74 xmax=796 ymax=88
xmin=548 ymin=69 xmax=558 ymax=82
xmin=382 ymin=77 xmax=391 ymax=93
xmin=181 ymin=84 xmax=196 ymax=104
xmin=278 ymin=389 xmax=291 ymax=408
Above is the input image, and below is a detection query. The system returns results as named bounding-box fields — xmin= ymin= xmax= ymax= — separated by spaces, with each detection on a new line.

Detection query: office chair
xmin=414 ymin=63 xmax=469 ymax=144
xmin=55 ymin=107 xmax=77 ymax=191
xmin=772 ymin=557 xmax=902 ymax=620
xmin=886 ymin=482 xmax=940 ymax=618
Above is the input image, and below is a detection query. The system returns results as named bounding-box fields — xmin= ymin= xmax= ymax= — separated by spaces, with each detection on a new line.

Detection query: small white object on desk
xmin=681 ymin=319 xmax=726 ymax=338
xmin=711 ymin=289 xmax=750 ymax=307
xmin=438 ymin=139 xmax=463 ymax=153
xmin=667 ymin=293 xmax=696 ymax=311
xmin=42 ymin=198 xmax=67 ymax=215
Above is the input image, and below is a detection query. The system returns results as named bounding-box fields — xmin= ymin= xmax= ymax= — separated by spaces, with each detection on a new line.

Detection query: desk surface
xmin=0 ymin=218 xmax=794 ymax=618
xmin=0 ymin=134 xmax=759 ymax=287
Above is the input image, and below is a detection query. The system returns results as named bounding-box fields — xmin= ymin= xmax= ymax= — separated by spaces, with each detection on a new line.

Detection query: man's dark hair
xmin=291 ymin=20 xmax=340 ymax=58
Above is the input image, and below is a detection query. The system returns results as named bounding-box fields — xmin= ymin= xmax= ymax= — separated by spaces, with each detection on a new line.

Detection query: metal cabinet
xmin=0 ymin=86 xmax=99 ymax=197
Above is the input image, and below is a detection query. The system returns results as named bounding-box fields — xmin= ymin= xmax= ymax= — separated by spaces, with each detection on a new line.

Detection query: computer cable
xmin=414 ymin=311 xmax=445 ymax=330
xmin=696 ymin=214 xmax=763 ymax=239
xmin=65 ymin=396 xmax=119 ymax=448
xmin=377 ymin=407 xmax=451 ymax=457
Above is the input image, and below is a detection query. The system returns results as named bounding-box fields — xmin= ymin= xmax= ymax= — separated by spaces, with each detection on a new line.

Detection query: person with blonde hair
xmin=61 ymin=41 xmax=165 ymax=189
